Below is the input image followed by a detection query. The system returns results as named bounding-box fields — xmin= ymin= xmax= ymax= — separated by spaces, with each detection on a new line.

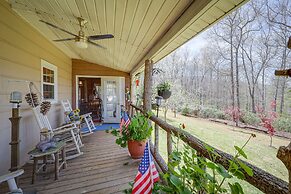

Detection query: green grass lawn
xmin=152 ymin=111 xmax=289 ymax=194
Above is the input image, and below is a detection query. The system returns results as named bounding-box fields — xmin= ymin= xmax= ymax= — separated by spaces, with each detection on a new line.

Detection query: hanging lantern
xmin=135 ymin=79 xmax=139 ymax=86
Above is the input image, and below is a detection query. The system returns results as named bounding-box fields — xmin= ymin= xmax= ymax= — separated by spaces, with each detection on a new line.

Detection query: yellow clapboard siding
xmin=0 ymin=0 xmax=72 ymax=175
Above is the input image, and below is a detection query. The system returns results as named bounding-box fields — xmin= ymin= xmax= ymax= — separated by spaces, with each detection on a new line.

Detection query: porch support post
xmin=277 ymin=142 xmax=291 ymax=192
xmin=143 ymin=59 xmax=153 ymax=112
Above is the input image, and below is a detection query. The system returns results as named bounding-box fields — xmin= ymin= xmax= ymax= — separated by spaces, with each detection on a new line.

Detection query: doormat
xmin=81 ymin=123 xmax=120 ymax=132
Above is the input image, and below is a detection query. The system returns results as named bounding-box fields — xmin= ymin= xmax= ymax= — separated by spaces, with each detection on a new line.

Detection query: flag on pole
xmin=132 ymin=142 xmax=159 ymax=194
xmin=120 ymin=112 xmax=131 ymax=133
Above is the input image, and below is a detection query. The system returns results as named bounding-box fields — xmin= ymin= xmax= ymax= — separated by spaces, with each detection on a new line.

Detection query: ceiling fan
xmin=40 ymin=17 xmax=114 ymax=49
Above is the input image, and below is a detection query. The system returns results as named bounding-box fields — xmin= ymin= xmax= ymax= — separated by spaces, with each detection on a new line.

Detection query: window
xmin=41 ymin=60 xmax=58 ymax=102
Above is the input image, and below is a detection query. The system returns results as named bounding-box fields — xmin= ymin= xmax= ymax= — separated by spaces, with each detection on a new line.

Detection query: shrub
xmin=199 ymin=108 xmax=226 ymax=119
xmin=241 ymin=111 xmax=261 ymax=126
xmin=273 ymin=117 xmax=291 ymax=132
xmin=181 ymin=106 xmax=191 ymax=116
xmin=225 ymin=107 xmax=241 ymax=123
xmin=191 ymin=109 xmax=200 ymax=116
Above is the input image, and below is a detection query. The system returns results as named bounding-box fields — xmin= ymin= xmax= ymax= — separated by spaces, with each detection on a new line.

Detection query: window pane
xmin=105 ymin=81 xmax=117 ymax=118
xmin=43 ymin=67 xmax=54 ymax=83
xmin=43 ymin=84 xmax=54 ymax=99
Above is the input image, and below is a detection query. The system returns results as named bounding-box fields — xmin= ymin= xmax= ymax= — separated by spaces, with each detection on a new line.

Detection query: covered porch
xmin=3 ymin=0 xmax=290 ymax=193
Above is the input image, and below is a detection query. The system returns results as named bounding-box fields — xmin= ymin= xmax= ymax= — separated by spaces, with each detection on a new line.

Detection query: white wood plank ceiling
xmin=9 ymin=0 xmax=248 ymax=73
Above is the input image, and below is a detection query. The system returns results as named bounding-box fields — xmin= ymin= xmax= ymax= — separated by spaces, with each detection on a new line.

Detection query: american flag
xmin=132 ymin=142 xmax=159 ymax=194
xmin=120 ymin=112 xmax=131 ymax=133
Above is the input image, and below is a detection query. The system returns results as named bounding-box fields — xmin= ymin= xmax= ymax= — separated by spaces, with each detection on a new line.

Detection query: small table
xmin=28 ymin=141 xmax=67 ymax=184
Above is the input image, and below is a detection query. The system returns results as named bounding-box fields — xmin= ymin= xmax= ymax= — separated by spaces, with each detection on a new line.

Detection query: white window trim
xmin=41 ymin=59 xmax=58 ymax=103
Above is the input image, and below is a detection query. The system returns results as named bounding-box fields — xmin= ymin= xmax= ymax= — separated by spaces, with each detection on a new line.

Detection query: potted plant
xmin=157 ymin=82 xmax=171 ymax=99
xmin=110 ymin=112 xmax=153 ymax=159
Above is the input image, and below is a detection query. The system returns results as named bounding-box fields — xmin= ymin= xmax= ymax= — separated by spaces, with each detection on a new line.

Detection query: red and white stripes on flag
xmin=120 ymin=112 xmax=131 ymax=134
xmin=132 ymin=142 xmax=159 ymax=194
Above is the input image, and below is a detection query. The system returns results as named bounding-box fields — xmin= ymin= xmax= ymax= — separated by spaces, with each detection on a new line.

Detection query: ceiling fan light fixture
xmin=75 ymin=39 xmax=88 ymax=49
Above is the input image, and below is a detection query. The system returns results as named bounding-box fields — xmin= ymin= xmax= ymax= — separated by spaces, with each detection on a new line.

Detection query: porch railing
xmin=130 ymin=104 xmax=289 ymax=194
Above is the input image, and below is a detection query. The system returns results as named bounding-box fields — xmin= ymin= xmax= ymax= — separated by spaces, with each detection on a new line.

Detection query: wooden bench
xmin=28 ymin=141 xmax=67 ymax=184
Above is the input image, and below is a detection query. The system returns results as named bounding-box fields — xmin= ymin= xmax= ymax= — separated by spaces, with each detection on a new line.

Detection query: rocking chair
xmin=61 ymin=99 xmax=95 ymax=135
xmin=0 ymin=169 xmax=24 ymax=194
xmin=32 ymin=107 xmax=83 ymax=160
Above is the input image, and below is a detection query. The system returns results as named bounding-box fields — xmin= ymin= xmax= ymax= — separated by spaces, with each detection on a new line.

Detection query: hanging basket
xmin=158 ymin=90 xmax=171 ymax=99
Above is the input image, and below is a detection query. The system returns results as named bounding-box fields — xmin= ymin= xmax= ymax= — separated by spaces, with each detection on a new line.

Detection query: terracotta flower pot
xmin=127 ymin=140 xmax=146 ymax=159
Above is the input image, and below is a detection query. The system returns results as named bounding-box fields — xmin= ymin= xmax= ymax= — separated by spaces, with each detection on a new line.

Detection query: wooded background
xmin=152 ymin=0 xmax=290 ymax=117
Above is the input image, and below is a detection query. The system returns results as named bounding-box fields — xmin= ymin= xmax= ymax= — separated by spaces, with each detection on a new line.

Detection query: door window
xmin=105 ymin=80 xmax=117 ymax=118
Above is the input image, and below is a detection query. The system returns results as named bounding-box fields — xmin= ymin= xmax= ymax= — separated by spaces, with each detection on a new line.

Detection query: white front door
xmin=103 ymin=78 xmax=125 ymax=123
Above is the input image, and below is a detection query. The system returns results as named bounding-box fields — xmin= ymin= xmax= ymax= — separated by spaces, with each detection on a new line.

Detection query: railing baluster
xmin=154 ymin=123 xmax=159 ymax=154
xmin=167 ymin=132 xmax=172 ymax=163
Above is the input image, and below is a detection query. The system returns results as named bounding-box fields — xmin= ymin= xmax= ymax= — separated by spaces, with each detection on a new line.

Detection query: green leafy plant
xmin=273 ymin=117 xmax=291 ymax=132
xmin=110 ymin=112 xmax=153 ymax=148
xmin=199 ymin=108 xmax=227 ymax=119
xmin=159 ymin=133 xmax=255 ymax=194
xmin=181 ymin=106 xmax=191 ymax=116
xmin=157 ymin=81 xmax=171 ymax=92
xmin=240 ymin=111 xmax=261 ymax=126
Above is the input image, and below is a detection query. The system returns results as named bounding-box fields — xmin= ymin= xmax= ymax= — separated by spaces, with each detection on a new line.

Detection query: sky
xmin=184 ymin=32 xmax=209 ymax=53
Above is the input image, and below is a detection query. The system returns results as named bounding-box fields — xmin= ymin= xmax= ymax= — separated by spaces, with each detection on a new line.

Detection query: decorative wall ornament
xmin=25 ymin=93 xmax=39 ymax=107
xmin=40 ymin=101 xmax=51 ymax=115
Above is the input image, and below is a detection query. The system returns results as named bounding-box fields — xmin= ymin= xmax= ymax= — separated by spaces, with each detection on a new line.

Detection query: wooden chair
xmin=0 ymin=169 xmax=24 ymax=194
xmin=32 ymin=107 xmax=83 ymax=160
xmin=61 ymin=99 xmax=95 ymax=135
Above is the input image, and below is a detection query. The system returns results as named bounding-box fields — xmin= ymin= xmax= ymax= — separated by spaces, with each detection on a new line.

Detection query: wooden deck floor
xmin=1 ymin=131 xmax=138 ymax=194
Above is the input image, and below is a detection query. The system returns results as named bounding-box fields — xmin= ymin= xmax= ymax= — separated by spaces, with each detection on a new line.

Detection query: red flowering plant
xmin=256 ymin=101 xmax=277 ymax=147
xmin=225 ymin=106 xmax=241 ymax=126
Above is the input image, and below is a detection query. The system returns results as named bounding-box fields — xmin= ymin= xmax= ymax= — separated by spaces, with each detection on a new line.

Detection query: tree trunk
xmin=235 ymin=48 xmax=240 ymax=110
xmin=262 ymin=68 xmax=266 ymax=111
xmin=280 ymin=78 xmax=287 ymax=114
xmin=274 ymin=78 xmax=280 ymax=112
xmin=251 ymin=92 xmax=256 ymax=113
xmin=230 ymin=32 xmax=235 ymax=110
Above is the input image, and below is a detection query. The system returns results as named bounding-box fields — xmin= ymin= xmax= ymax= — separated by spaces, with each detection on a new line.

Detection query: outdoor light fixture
xmin=10 ymin=91 xmax=22 ymax=105
xmin=9 ymin=91 xmax=22 ymax=172
xmin=155 ymin=96 xmax=163 ymax=117
xmin=155 ymin=96 xmax=162 ymax=107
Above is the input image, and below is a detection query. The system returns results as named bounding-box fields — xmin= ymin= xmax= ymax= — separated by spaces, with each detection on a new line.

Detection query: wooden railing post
xmin=144 ymin=59 xmax=153 ymax=143
xmin=154 ymin=123 xmax=159 ymax=154
xmin=277 ymin=142 xmax=291 ymax=192
xmin=143 ymin=59 xmax=153 ymax=112
xmin=167 ymin=132 xmax=172 ymax=163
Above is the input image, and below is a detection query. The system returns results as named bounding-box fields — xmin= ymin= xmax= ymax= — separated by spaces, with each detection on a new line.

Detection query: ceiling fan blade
xmin=88 ymin=34 xmax=114 ymax=40
xmin=53 ymin=38 xmax=75 ymax=42
xmin=87 ymin=40 xmax=106 ymax=49
xmin=39 ymin=20 xmax=77 ymax=37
